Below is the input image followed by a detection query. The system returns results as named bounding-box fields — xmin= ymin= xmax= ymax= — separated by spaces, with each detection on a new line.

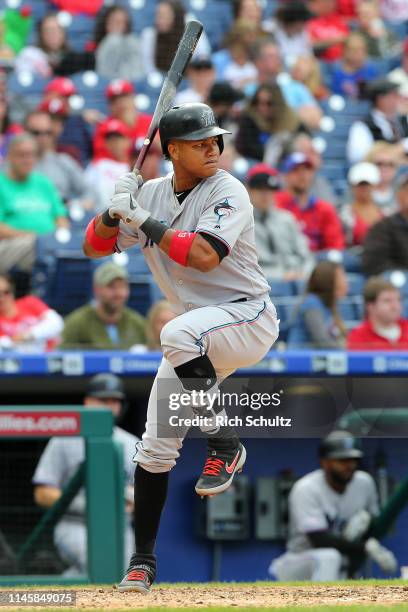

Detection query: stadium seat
xmin=62 ymin=13 xmax=94 ymax=52
xmin=347 ymin=273 xmax=365 ymax=297
xmin=268 ymin=279 xmax=294 ymax=298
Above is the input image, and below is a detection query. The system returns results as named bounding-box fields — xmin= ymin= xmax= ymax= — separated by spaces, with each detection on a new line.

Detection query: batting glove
xmin=109 ymin=193 xmax=151 ymax=229
xmin=343 ymin=510 xmax=371 ymax=541
xmin=365 ymin=537 xmax=398 ymax=573
xmin=114 ymin=172 xmax=143 ymax=196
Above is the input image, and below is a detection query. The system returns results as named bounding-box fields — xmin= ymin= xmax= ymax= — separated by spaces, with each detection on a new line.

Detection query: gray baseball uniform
xmin=270 ymin=469 xmax=379 ymax=581
xmin=116 ymin=169 xmax=279 ymax=472
xmin=32 ymin=427 xmax=138 ymax=575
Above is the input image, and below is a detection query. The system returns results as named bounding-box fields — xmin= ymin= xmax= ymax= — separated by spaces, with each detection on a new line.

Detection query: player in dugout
xmin=269 ymin=431 xmax=397 ymax=581
xmin=83 ymin=102 xmax=279 ymax=592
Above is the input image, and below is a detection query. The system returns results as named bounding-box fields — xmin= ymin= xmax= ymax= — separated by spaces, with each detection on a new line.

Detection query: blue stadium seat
xmin=126 ymin=246 xmax=150 ymax=276
xmin=268 ymin=279 xmax=294 ymax=298
xmin=127 ymin=275 xmax=154 ymax=315
xmin=347 ymin=273 xmax=365 ymax=297
xmin=184 ymin=0 xmax=233 ymax=49
xmin=7 ymin=72 xmax=49 ymax=98
xmin=320 ymin=164 xmax=347 ymax=182
xmin=71 ymin=72 xmax=110 ymax=114
xmin=64 ymin=13 xmax=94 ymax=52
xmin=338 ymin=297 xmax=361 ymax=322
xmin=321 ymin=140 xmax=347 ymax=162
xmin=126 ymin=0 xmax=157 ymax=33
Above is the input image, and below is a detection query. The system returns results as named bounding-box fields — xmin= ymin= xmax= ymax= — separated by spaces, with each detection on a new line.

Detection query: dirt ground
xmin=74 ymin=583 xmax=408 ymax=608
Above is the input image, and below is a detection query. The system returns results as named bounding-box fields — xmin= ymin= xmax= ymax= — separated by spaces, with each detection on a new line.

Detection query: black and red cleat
xmin=195 ymin=442 xmax=246 ymax=497
xmin=118 ymin=563 xmax=155 ymax=593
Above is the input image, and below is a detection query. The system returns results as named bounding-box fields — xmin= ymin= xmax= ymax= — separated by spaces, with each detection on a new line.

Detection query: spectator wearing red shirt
xmin=0 ymin=274 xmax=63 ymax=352
xmin=93 ymin=80 xmax=152 ymax=161
xmin=307 ymin=0 xmax=349 ymax=62
xmin=340 ymin=162 xmax=383 ymax=247
xmin=275 ymin=153 xmax=345 ymax=252
xmin=347 ymin=277 xmax=408 ymax=350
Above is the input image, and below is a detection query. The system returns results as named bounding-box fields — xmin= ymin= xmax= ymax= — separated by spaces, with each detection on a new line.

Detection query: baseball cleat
xmin=195 ymin=442 xmax=246 ymax=497
xmin=118 ymin=563 xmax=155 ymax=594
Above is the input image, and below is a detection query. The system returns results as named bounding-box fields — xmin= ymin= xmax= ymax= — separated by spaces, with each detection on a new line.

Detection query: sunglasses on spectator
xmin=375 ymin=160 xmax=396 ymax=168
xmin=28 ymin=129 xmax=53 ymax=136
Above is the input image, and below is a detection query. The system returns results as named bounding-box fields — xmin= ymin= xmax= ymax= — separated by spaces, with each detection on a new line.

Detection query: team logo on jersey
xmin=214 ymin=198 xmax=235 ymax=228
xmin=202 ymin=108 xmax=216 ymax=127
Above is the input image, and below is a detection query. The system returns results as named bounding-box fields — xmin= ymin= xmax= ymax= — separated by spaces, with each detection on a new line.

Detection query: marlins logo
xmin=214 ymin=198 xmax=235 ymax=228
xmin=201 ymin=108 xmax=216 ymax=127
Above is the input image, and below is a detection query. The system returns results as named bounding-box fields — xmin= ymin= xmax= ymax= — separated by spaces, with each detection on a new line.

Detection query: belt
xmin=231 ymin=297 xmax=249 ymax=303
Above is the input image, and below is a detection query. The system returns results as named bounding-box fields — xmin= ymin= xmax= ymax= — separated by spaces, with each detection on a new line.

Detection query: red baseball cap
xmin=106 ymin=79 xmax=134 ymax=99
xmin=38 ymin=98 xmax=68 ymax=116
xmin=101 ymin=118 xmax=131 ymax=138
xmin=44 ymin=77 xmax=77 ymax=97
xmin=246 ymin=163 xmax=281 ymax=189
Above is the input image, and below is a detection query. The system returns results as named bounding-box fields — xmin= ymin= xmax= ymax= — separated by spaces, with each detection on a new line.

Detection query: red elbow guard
xmin=85 ymin=218 xmax=119 ymax=253
xmin=168 ymin=231 xmax=196 ymax=266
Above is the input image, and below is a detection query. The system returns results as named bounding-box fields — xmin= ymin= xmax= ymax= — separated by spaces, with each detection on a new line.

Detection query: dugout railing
xmin=0 ymin=406 xmax=124 ymax=586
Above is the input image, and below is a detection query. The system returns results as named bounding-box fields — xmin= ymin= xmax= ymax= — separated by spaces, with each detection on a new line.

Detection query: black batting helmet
xmin=86 ymin=373 xmax=125 ymax=400
xmin=319 ymin=430 xmax=363 ymax=460
xmin=159 ymin=103 xmax=231 ymax=158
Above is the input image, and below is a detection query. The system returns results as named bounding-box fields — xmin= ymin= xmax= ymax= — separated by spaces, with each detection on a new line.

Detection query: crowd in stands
xmin=0 ymin=0 xmax=407 ymax=353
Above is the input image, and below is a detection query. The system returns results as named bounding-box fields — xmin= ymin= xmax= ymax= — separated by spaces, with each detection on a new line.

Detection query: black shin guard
xmin=131 ymin=465 xmax=169 ymax=568
xmin=174 ymin=354 xmax=239 ymax=445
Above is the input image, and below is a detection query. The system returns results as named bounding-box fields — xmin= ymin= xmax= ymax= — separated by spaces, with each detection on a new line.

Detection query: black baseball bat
xmin=133 ymin=20 xmax=203 ymax=173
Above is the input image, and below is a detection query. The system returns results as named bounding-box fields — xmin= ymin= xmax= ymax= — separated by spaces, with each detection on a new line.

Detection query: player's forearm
xmin=83 ymin=212 xmax=119 ymax=258
xmin=34 ymin=485 xmax=62 ymax=508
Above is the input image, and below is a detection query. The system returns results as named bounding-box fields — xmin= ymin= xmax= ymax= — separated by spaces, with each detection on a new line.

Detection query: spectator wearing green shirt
xmin=60 ymin=261 xmax=147 ymax=350
xmin=0 ymin=133 xmax=69 ymax=274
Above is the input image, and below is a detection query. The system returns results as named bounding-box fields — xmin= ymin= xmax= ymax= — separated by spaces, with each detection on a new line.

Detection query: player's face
xmin=84 ymin=396 xmax=122 ymax=419
xmin=94 ymin=278 xmax=130 ymax=314
xmin=170 ymin=137 xmax=220 ymax=179
xmin=322 ymin=458 xmax=359 ymax=484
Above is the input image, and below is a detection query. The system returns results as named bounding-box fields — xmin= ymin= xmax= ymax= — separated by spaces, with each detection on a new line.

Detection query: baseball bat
xmin=133 ymin=19 xmax=203 ymax=173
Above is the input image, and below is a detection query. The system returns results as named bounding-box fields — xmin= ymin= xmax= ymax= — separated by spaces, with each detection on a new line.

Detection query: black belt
xmin=231 ymin=297 xmax=249 ymax=303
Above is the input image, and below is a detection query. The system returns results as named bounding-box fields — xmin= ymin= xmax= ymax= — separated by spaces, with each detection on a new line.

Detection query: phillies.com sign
xmin=0 ymin=412 xmax=80 ymax=436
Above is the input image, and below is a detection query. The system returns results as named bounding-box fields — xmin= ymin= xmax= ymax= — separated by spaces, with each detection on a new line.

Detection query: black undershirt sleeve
xmin=199 ymin=232 xmax=229 ymax=262
xmin=308 ymin=531 xmax=366 ymax=557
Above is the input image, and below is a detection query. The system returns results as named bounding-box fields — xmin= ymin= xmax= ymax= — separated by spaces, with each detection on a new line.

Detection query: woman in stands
xmin=140 ymin=0 xmax=211 ymax=75
xmin=235 ymin=83 xmax=303 ymax=161
xmin=93 ymin=5 xmax=144 ymax=80
xmin=15 ymin=14 xmax=94 ymax=78
xmin=287 ymin=261 xmax=348 ymax=349
xmin=365 ymin=141 xmax=401 ymax=213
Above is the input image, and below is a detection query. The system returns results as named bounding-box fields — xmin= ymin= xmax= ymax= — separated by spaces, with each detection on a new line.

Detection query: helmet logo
xmin=214 ymin=198 xmax=235 ymax=228
xmin=202 ymin=108 xmax=216 ymax=127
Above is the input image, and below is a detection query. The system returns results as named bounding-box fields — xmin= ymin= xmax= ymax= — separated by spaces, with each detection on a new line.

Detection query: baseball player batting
xmin=83 ymin=102 xmax=279 ymax=592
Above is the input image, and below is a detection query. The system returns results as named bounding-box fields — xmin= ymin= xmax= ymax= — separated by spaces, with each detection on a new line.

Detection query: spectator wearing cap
xmin=206 ymin=81 xmax=243 ymax=136
xmin=347 ymin=78 xmax=408 ymax=164
xmin=263 ymin=1 xmax=313 ymax=62
xmin=362 ymin=174 xmax=408 ymax=276
xmin=236 ymin=83 xmax=302 ymax=162
xmin=15 ymin=13 xmax=94 ymax=79
xmin=275 ymin=153 xmax=344 ymax=252
xmin=276 ymin=133 xmax=337 ymax=205
xmin=347 ymin=278 xmax=408 ymax=350
xmin=140 ymin=0 xmax=211 ymax=76
xmin=330 ymin=33 xmax=379 ymax=100
xmin=306 ymin=0 xmax=349 ymax=62
xmin=174 ymin=59 xmax=216 ymax=106
xmin=247 ymin=164 xmax=314 ymax=280
xmin=93 ymin=4 xmax=144 ymax=81
xmin=60 ymin=261 xmax=146 ymax=350
xmin=85 ymin=119 xmax=132 ymax=212
xmin=245 ymin=39 xmax=323 ymax=130
xmin=24 ymin=110 xmax=93 ymax=209
xmin=0 ymin=133 xmax=68 ymax=275
xmin=93 ymin=80 xmax=152 ymax=162
xmin=340 ymin=162 xmax=383 ymax=247
xmin=365 ymin=142 xmax=401 ymax=213
xmin=32 ymin=371 xmax=137 ymax=576
xmin=389 ymin=40 xmax=408 ymax=103
xmin=0 ymin=273 xmax=63 ymax=353
xmin=356 ymin=2 xmax=400 ymax=59
xmin=40 ymin=78 xmax=94 ymax=166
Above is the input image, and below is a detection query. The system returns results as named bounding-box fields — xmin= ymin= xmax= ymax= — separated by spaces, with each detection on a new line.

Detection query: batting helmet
xmin=86 ymin=373 xmax=125 ymax=400
xmin=319 ymin=430 xmax=363 ymax=460
xmin=159 ymin=103 xmax=231 ymax=158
